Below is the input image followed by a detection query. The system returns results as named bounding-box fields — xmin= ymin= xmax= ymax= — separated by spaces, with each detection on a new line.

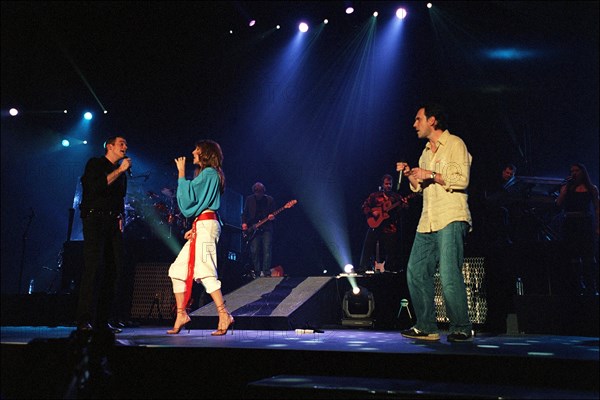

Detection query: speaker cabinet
xmin=129 ymin=262 xmax=174 ymax=320
xmin=434 ymin=257 xmax=487 ymax=324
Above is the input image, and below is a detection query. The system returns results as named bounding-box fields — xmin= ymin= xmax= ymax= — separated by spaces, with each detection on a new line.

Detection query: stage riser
xmin=190 ymin=276 xmax=340 ymax=330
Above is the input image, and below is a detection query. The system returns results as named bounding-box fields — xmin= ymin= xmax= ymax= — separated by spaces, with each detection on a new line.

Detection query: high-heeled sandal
xmin=211 ymin=303 xmax=234 ymax=336
xmin=167 ymin=308 xmax=191 ymax=334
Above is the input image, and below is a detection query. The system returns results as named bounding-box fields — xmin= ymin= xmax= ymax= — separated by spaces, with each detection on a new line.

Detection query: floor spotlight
xmin=342 ymin=286 xmax=375 ymax=327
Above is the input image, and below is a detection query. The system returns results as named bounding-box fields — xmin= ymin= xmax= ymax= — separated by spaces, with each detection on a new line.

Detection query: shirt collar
xmin=425 ymin=130 xmax=450 ymax=151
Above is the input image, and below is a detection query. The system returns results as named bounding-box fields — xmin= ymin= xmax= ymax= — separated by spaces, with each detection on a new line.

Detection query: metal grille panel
xmin=130 ymin=262 xmax=174 ymax=320
xmin=434 ymin=257 xmax=487 ymax=324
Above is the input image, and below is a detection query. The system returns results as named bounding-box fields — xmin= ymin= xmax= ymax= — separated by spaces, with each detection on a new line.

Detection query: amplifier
xmin=129 ymin=262 xmax=174 ymax=320
xmin=434 ymin=257 xmax=487 ymax=324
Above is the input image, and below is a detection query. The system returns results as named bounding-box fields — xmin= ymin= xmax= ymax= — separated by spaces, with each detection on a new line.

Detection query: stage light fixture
xmin=83 ymin=112 xmax=93 ymax=120
xmin=345 ymin=7 xmax=354 ymax=15
xmin=324 ymin=19 xmax=329 ymax=24
xmin=343 ymin=264 xmax=354 ymax=273
xmin=9 ymin=108 xmax=19 ymax=116
xmin=276 ymin=25 xmax=281 ymax=30
xmin=373 ymin=11 xmax=378 ymax=17
xmin=396 ymin=8 xmax=407 ymax=19
xmin=342 ymin=286 xmax=375 ymax=326
xmin=427 ymin=3 xmax=433 ymax=9
xmin=298 ymin=22 xmax=308 ymax=32
xmin=62 ymin=139 xmax=70 ymax=147
xmin=249 ymin=20 xmax=256 ymax=27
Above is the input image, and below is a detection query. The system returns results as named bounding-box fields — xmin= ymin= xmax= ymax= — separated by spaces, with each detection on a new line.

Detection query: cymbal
xmin=161 ymin=187 xmax=175 ymax=197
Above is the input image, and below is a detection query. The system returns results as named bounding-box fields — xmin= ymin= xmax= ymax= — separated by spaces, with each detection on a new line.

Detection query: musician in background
xmin=242 ymin=182 xmax=275 ymax=277
xmin=556 ymin=163 xmax=599 ymax=296
xmin=359 ymin=174 xmax=407 ymax=273
xmin=484 ymin=163 xmax=520 ymax=246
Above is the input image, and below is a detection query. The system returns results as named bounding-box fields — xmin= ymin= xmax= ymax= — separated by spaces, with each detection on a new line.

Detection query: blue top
xmin=176 ymin=167 xmax=221 ymax=219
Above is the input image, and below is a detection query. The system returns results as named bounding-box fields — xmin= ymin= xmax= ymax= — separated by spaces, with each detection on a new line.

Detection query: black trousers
xmin=77 ymin=214 xmax=125 ymax=326
xmin=359 ymin=229 xmax=402 ymax=272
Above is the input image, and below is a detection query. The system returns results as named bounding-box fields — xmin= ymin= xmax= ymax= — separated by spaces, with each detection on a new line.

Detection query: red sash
xmin=182 ymin=211 xmax=218 ymax=309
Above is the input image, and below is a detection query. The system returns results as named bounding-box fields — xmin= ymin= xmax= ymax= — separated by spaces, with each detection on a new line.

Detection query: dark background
xmin=2 ymin=1 xmax=598 ymax=295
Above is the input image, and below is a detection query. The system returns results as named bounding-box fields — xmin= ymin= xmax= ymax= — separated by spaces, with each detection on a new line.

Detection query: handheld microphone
xmin=397 ymin=161 xmax=406 ymax=191
xmin=127 ymin=167 xmax=133 ymax=177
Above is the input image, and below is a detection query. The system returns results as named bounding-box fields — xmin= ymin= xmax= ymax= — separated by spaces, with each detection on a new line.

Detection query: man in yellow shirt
xmin=396 ymin=103 xmax=473 ymax=342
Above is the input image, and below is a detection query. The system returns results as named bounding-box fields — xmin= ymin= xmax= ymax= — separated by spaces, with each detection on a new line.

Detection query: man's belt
xmin=83 ymin=209 xmax=123 ymax=218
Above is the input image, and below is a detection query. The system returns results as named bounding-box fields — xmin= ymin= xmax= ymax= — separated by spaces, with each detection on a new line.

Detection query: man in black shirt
xmin=242 ymin=182 xmax=275 ymax=277
xmin=76 ymin=136 xmax=131 ymax=332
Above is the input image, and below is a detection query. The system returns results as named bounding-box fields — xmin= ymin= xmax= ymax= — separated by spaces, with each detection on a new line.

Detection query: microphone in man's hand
xmin=397 ymin=161 xmax=406 ymax=191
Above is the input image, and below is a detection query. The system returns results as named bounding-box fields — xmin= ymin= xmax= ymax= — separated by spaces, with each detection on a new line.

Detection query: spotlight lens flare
xmin=396 ymin=8 xmax=407 ymax=19
xmin=249 ymin=20 xmax=256 ymax=27
xmin=352 ymin=287 xmax=360 ymax=295
xmin=62 ymin=139 xmax=70 ymax=147
xmin=346 ymin=7 xmax=354 ymax=15
xmin=9 ymin=108 xmax=19 ymax=116
xmin=83 ymin=112 xmax=93 ymax=120
xmin=298 ymin=22 xmax=308 ymax=32
xmin=344 ymin=264 xmax=354 ymax=273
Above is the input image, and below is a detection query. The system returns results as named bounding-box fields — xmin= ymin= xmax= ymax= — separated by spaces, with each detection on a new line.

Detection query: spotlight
xmin=103 ymin=110 xmax=108 ymax=114
xmin=373 ymin=11 xmax=378 ymax=17
xmin=298 ymin=22 xmax=308 ymax=32
xmin=396 ymin=8 xmax=407 ymax=19
xmin=343 ymin=264 xmax=355 ymax=274
xmin=427 ymin=3 xmax=433 ymax=9
xmin=276 ymin=25 xmax=280 ymax=29
xmin=324 ymin=19 xmax=328 ymax=24
xmin=9 ymin=108 xmax=19 ymax=116
xmin=82 ymin=140 xmax=88 ymax=145
xmin=83 ymin=112 xmax=93 ymax=120
xmin=62 ymin=139 xmax=70 ymax=147
xmin=249 ymin=20 xmax=256 ymax=27
xmin=345 ymin=7 xmax=354 ymax=15
xmin=342 ymin=286 xmax=375 ymax=327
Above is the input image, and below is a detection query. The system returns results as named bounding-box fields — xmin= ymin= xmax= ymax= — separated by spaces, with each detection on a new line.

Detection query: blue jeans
xmin=250 ymin=230 xmax=273 ymax=275
xmin=406 ymin=221 xmax=471 ymax=334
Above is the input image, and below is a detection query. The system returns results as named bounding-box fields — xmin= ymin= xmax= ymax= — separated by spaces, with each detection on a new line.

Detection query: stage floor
xmin=2 ymin=325 xmax=599 ymax=399
xmin=1 ymin=325 xmax=598 ymax=359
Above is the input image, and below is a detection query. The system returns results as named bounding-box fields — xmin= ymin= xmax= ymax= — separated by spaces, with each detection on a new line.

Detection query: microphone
xmin=127 ymin=167 xmax=133 ymax=177
xmin=562 ymin=176 xmax=573 ymax=185
xmin=396 ymin=161 xmax=406 ymax=191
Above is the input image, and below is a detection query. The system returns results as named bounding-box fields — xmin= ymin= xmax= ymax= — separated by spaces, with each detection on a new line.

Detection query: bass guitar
xmin=243 ymin=199 xmax=298 ymax=241
xmin=367 ymin=193 xmax=417 ymax=229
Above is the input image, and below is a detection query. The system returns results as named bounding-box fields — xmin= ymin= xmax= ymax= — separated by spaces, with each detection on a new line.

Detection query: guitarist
xmin=242 ymin=182 xmax=275 ymax=277
xmin=359 ymin=174 xmax=408 ymax=273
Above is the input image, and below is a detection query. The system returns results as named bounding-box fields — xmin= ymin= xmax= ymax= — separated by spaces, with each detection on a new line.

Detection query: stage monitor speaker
xmin=434 ymin=257 xmax=487 ymax=324
xmin=129 ymin=262 xmax=174 ymax=320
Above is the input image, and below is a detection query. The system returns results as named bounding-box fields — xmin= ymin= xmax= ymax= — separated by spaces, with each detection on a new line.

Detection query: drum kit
xmin=124 ymin=187 xmax=187 ymax=239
